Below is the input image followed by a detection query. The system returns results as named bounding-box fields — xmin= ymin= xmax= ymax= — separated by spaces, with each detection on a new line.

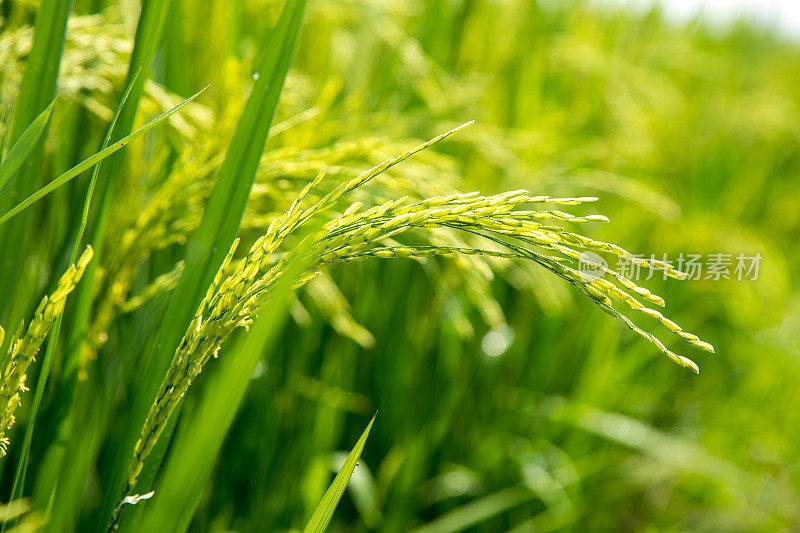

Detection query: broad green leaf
xmin=0 ymin=99 xmax=55 ymax=197
xmin=304 ymin=415 xmax=377 ymax=533
xmin=0 ymin=84 xmax=208 ymax=227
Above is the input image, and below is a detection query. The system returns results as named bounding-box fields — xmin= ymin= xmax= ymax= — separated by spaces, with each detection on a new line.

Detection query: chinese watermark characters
xmin=578 ymin=252 xmax=762 ymax=281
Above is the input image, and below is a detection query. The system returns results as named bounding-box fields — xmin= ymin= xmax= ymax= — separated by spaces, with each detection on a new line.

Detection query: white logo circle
xmin=577 ymin=251 xmax=607 ymax=279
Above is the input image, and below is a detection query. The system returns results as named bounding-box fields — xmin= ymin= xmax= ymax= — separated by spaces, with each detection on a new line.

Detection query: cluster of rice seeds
xmin=125 ymin=126 xmax=476 ymax=488
xmin=125 ymin=123 xmax=712 ymax=493
xmin=90 ymin=132 xmax=470 ymax=376
xmin=0 ymin=247 xmax=93 ymax=454
xmin=323 ymin=160 xmax=708 ymax=363
xmin=307 ymin=189 xmax=713 ymax=373
xmin=254 ymin=185 xmax=712 ymax=376
xmin=125 ymin=169 xmax=326 ymax=486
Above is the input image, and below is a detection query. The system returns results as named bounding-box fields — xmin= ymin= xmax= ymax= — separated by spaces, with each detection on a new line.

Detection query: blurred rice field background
xmin=0 ymin=0 xmax=799 ymax=531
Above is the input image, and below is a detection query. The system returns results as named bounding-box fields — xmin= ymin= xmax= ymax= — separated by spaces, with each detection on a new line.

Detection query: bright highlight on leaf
xmin=121 ymin=491 xmax=154 ymax=506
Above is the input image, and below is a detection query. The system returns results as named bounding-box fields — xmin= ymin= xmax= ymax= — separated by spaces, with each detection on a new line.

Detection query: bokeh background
xmin=1 ymin=0 xmax=799 ymax=531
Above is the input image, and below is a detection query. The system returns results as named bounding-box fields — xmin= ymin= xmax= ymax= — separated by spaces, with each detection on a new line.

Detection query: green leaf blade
xmin=304 ymin=415 xmax=377 ymax=533
xmin=0 ymin=99 xmax=55 ymax=197
xmin=169 ymin=0 xmax=307 ymax=310
xmin=0 ymin=84 xmax=209 ymax=227
xmin=0 ymin=0 xmax=72 ymax=325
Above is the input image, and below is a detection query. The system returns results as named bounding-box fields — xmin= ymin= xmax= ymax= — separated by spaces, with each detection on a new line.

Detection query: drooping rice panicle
xmin=0 ymin=247 xmax=93 ymax=455
xmin=122 ymin=124 xmax=713 ymax=496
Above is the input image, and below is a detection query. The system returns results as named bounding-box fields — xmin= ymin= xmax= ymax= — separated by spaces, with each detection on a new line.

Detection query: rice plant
xmin=113 ymin=120 xmax=711 ymax=519
xmin=0 ymin=0 xmax=797 ymax=532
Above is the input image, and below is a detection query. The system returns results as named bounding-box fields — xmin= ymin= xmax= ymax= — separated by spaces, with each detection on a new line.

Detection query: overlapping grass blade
xmin=62 ymin=0 xmax=176 ymax=379
xmin=80 ymin=0 xmax=175 ymax=279
xmin=304 ymin=415 xmax=376 ymax=533
xmin=0 ymin=99 xmax=55 ymax=197
xmin=0 ymin=85 xmax=208 ymax=227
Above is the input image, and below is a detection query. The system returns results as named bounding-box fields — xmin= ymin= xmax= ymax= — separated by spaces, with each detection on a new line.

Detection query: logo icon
xmin=577 ymin=251 xmax=607 ymax=279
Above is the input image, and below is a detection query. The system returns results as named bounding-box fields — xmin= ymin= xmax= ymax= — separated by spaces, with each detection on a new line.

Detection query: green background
xmin=0 ymin=0 xmax=798 ymax=531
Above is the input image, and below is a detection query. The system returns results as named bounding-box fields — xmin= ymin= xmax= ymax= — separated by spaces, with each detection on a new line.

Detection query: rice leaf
xmin=0 ymin=84 xmax=208 ymax=227
xmin=0 ymin=0 xmax=71 ymax=320
xmin=303 ymin=415 xmax=376 ymax=533
xmin=0 ymin=99 xmax=55 ymax=197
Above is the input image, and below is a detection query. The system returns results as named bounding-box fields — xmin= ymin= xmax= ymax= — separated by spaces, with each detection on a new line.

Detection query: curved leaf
xmin=304 ymin=415 xmax=376 ymax=533
xmin=0 ymin=99 xmax=55 ymax=197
